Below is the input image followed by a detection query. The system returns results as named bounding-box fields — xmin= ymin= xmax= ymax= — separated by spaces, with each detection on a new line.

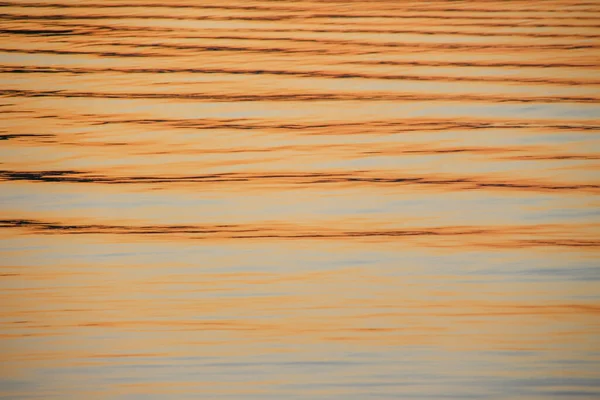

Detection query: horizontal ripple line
xmin=1 ymin=219 xmax=597 ymax=248
xmin=2 ymin=65 xmax=597 ymax=86
xmin=2 ymin=42 xmax=595 ymax=59
xmin=38 ymin=20 xmax=600 ymax=32
xmin=2 ymin=2 xmax=598 ymax=13
xmin=1 ymin=170 xmax=598 ymax=193
xmin=7 ymin=28 xmax=600 ymax=39
xmin=4 ymin=20 xmax=600 ymax=39
xmin=2 ymin=89 xmax=598 ymax=104
xmin=2 ymin=9 xmax=600 ymax=21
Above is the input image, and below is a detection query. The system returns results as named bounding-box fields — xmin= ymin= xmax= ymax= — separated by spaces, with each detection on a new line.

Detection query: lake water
xmin=1 ymin=1 xmax=599 ymax=399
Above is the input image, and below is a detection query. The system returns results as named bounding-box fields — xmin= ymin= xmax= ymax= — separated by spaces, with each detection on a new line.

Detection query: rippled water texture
xmin=1 ymin=1 xmax=600 ymax=399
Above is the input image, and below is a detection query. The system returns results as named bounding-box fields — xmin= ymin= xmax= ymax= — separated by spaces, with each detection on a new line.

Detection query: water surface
xmin=1 ymin=1 xmax=600 ymax=399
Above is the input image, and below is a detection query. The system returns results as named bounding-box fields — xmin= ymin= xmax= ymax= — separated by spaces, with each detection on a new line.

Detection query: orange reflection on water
xmin=1 ymin=0 xmax=600 ymax=399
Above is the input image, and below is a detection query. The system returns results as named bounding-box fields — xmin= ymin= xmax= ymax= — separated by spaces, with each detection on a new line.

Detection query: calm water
xmin=1 ymin=1 xmax=600 ymax=399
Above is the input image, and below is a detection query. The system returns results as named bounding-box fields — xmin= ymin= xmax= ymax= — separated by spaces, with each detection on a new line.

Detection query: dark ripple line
xmin=181 ymin=28 xmax=600 ymax=40
xmin=0 ymin=134 xmax=53 ymax=141
xmin=263 ymin=22 xmax=600 ymax=29
xmin=0 ymin=1 xmax=299 ymax=11
xmin=1 ymin=219 xmax=597 ymax=248
xmin=1 ymin=5 xmax=599 ymax=18
xmin=0 ymin=45 xmax=343 ymax=56
xmin=1 ymin=170 xmax=597 ymax=193
xmin=51 ymin=117 xmax=600 ymax=134
xmin=2 ymin=65 xmax=596 ymax=86
xmin=2 ymin=1 xmax=598 ymax=13
xmin=79 ymin=37 xmax=600 ymax=54
xmin=35 ymin=19 xmax=600 ymax=32
xmin=2 ymin=41 xmax=594 ymax=63
xmin=0 ymin=28 xmax=77 ymax=36
xmin=2 ymin=89 xmax=597 ymax=104
xmin=6 ymin=117 xmax=598 ymax=140
xmin=4 ymin=20 xmax=600 ymax=39
xmin=0 ymin=47 xmax=175 ymax=58
xmin=347 ymin=60 xmax=599 ymax=69
xmin=6 ymin=133 xmax=595 ymax=160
